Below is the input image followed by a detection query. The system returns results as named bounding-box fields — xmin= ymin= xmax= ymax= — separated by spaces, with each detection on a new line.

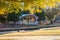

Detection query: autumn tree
xmin=0 ymin=0 xmax=60 ymax=24
xmin=45 ymin=8 xmax=58 ymax=24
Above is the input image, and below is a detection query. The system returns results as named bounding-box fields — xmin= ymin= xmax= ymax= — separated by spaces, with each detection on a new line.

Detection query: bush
xmin=34 ymin=11 xmax=45 ymax=20
xmin=0 ymin=15 xmax=6 ymax=23
xmin=7 ymin=12 xmax=19 ymax=22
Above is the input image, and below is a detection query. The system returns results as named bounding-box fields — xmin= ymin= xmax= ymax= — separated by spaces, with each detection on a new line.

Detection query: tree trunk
xmin=38 ymin=20 xmax=41 ymax=24
xmin=50 ymin=20 xmax=54 ymax=24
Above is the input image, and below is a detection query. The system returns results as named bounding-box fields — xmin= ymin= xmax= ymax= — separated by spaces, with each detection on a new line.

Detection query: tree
xmin=0 ymin=15 xmax=6 ymax=23
xmin=7 ymin=9 xmax=22 ymax=23
xmin=45 ymin=8 xmax=58 ymax=24
xmin=7 ymin=12 xmax=20 ymax=24
xmin=17 ymin=10 xmax=22 ymax=16
xmin=0 ymin=0 xmax=58 ymax=14
xmin=34 ymin=10 xmax=45 ymax=24
xmin=22 ymin=10 xmax=30 ymax=14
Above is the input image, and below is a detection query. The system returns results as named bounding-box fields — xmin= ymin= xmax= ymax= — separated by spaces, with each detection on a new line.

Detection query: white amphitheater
xmin=16 ymin=14 xmax=39 ymax=25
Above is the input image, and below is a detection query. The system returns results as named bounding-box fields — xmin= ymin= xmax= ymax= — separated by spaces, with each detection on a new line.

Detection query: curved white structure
xmin=16 ymin=14 xmax=39 ymax=25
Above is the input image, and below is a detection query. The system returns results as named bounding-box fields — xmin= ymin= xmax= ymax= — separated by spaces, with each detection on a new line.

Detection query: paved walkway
xmin=0 ymin=27 xmax=60 ymax=36
xmin=0 ymin=36 xmax=60 ymax=40
xmin=0 ymin=23 xmax=60 ymax=31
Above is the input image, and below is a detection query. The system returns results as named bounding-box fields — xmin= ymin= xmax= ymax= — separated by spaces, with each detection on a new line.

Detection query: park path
xmin=0 ymin=23 xmax=60 ymax=31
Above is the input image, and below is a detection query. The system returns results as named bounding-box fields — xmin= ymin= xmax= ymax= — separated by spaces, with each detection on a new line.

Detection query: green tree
xmin=22 ymin=10 xmax=30 ymax=14
xmin=0 ymin=15 xmax=6 ymax=23
xmin=7 ymin=9 xmax=22 ymax=23
xmin=34 ymin=10 xmax=45 ymax=23
xmin=7 ymin=12 xmax=19 ymax=24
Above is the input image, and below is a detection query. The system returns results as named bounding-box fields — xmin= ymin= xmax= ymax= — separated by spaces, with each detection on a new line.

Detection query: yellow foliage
xmin=0 ymin=0 xmax=59 ymax=14
xmin=0 ymin=8 xmax=5 ymax=14
xmin=36 ymin=9 xmax=42 ymax=13
xmin=56 ymin=0 xmax=60 ymax=2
